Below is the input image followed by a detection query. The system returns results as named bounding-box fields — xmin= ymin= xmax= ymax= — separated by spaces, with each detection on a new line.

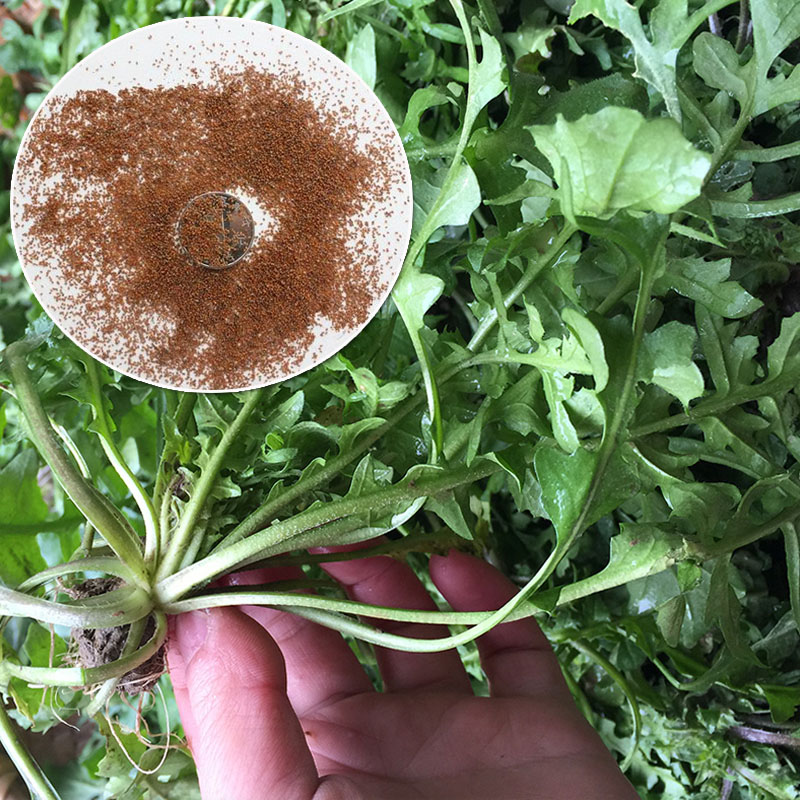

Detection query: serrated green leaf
xmin=265 ymin=391 xmax=304 ymax=435
xmin=638 ymin=321 xmax=705 ymax=408
xmin=337 ymin=417 xmax=386 ymax=454
xmin=541 ymin=372 xmax=580 ymax=453
xmin=399 ymin=86 xmax=454 ymax=149
xmin=568 ymin=0 xmax=693 ymax=120
xmin=411 ymin=160 xmax=481 ymax=237
xmin=758 ymin=682 xmax=800 ymax=725
xmin=656 ymin=595 xmax=686 ymax=648
xmin=530 ymin=108 xmax=711 ymax=218
xmin=561 ymin=308 xmax=609 ymax=391
xmin=706 ymin=556 xmax=765 ymax=667
xmin=767 ymin=312 xmax=800 ymax=380
xmin=692 ymin=33 xmax=750 ymax=105
xmin=426 ymin=491 xmax=473 ymax=539
xmin=61 ymin=0 xmax=104 ymax=72
xmin=656 ymin=257 xmax=762 ymax=319
xmin=750 ymin=0 xmax=800 ymax=112
xmin=695 ymin=305 xmax=759 ymax=398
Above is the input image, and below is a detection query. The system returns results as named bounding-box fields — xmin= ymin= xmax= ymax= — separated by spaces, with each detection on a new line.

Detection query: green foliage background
xmin=1 ymin=0 xmax=800 ymax=798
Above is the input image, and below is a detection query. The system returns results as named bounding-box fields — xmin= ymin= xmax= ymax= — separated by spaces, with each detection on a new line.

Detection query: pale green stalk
xmin=3 ymin=343 xmax=147 ymax=588
xmin=169 ymin=540 xmax=562 ymax=654
xmin=156 ymin=460 xmax=501 ymax=603
xmin=630 ymin=370 xmax=800 ymax=438
xmin=17 ymin=557 xmax=139 ymax=592
xmin=733 ymin=141 xmax=800 ymax=162
xmin=156 ymin=389 xmax=263 ymax=580
xmin=153 ymin=391 xmax=197 ymax=524
xmin=84 ymin=359 xmax=159 ymax=565
xmin=568 ymin=639 xmax=641 ymax=772
xmin=0 ymin=585 xmax=151 ymax=629
xmin=164 ymin=588 xmax=538 ymax=624
xmin=0 ymin=703 xmax=60 ymax=800
xmin=710 ymin=192 xmax=800 ymax=219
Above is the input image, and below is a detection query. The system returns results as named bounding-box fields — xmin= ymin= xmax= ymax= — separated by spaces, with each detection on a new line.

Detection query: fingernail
xmin=176 ymin=609 xmax=209 ymax=663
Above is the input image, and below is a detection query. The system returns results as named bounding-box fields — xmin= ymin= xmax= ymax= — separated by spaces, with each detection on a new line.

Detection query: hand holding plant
xmin=168 ymin=547 xmax=639 ymax=800
xmin=2 ymin=0 xmax=800 ymax=797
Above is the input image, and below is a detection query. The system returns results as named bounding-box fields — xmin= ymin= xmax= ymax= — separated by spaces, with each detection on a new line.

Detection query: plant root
xmin=63 ymin=578 xmax=165 ymax=696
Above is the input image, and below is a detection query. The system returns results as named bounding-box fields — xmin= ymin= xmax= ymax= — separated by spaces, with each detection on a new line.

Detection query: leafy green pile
xmin=1 ymin=0 xmax=800 ymax=798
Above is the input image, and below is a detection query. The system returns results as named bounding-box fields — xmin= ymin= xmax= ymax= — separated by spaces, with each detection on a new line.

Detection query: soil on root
xmin=64 ymin=577 xmax=165 ymax=696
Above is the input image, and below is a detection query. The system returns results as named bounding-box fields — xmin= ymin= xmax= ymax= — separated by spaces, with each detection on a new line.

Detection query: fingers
xmin=224 ymin=567 xmax=373 ymax=716
xmin=320 ymin=551 xmax=472 ymax=693
xmin=429 ymin=549 xmax=572 ymax=699
xmin=166 ymin=607 xmax=320 ymax=800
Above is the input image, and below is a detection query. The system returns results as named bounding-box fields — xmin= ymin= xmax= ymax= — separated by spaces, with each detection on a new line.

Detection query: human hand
xmin=167 ymin=548 xmax=640 ymax=800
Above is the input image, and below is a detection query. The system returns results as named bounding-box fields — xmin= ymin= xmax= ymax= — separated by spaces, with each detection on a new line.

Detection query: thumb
xmin=167 ymin=607 xmax=320 ymax=800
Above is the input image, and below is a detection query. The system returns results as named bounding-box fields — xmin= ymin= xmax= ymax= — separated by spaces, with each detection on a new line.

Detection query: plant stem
xmin=156 ymin=460 xmax=501 ymax=602
xmin=678 ymin=0 xmax=738 ymax=50
xmin=728 ymin=725 xmax=800 ymax=751
xmin=710 ymin=191 xmax=800 ymax=218
xmin=690 ymin=506 xmax=800 ymax=560
xmin=733 ymin=141 xmax=800 ymax=162
xmin=734 ymin=0 xmax=749 ymax=53
xmin=84 ymin=359 xmax=159 ymax=567
xmin=704 ymin=76 xmax=755 ymax=186
xmin=629 ymin=371 xmax=800 ymax=438
xmin=730 ymin=761 xmax=797 ymax=798
xmin=783 ymin=522 xmax=800 ymax=632
xmin=568 ymin=639 xmax=641 ymax=771
xmin=163 ymin=587 xmax=533 ymax=624
xmin=595 ymin=268 xmax=638 ymax=316
xmin=0 ymin=585 xmax=151 ymax=629
xmin=17 ymin=557 xmax=139 ymax=592
xmin=158 ymin=483 xmax=173 ymax=559
xmin=0 ymin=703 xmax=60 ymax=800
xmin=156 ymin=389 xmax=263 ymax=580
xmin=536 ymin=227 xmax=666 ymax=588
xmin=213 ymin=394 xmax=425 ymax=549
xmin=3 ymin=343 xmax=147 ymax=588
xmin=677 ymin=81 xmax=721 ymax=150
xmin=153 ymin=392 xmax=197 ymax=523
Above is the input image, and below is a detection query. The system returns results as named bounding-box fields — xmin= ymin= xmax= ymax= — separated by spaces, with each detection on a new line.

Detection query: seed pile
xmin=16 ymin=63 xmax=400 ymax=389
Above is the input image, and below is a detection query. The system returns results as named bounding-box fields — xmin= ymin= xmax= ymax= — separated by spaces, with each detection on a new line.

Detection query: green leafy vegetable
xmin=1 ymin=1 xmax=799 ymax=798
xmin=530 ymin=107 xmax=712 ymax=218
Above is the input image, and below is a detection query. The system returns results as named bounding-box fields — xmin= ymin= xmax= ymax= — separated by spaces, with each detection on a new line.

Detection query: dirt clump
xmin=64 ymin=578 xmax=165 ymax=696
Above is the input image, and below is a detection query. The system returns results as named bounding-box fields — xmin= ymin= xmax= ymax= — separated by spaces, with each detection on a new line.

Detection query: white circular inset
xmin=11 ymin=17 xmax=413 ymax=392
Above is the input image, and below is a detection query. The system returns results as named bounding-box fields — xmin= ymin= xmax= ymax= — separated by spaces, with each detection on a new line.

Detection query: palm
xmin=167 ymin=549 xmax=638 ymax=800
xmin=302 ymin=691 xmax=635 ymax=799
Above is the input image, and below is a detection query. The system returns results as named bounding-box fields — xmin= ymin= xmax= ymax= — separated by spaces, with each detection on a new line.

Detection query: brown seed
xmin=16 ymin=62 xmax=399 ymax=390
